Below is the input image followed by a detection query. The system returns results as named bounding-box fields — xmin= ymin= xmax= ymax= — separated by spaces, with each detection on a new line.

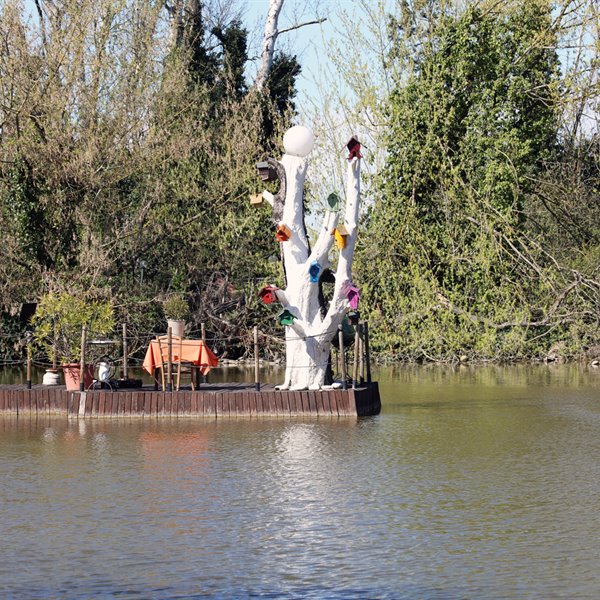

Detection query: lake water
xmin=1 ymin=365 xmax=599 ymax=599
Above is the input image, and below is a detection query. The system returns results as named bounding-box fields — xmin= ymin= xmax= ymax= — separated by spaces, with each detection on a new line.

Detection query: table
xmin=143 ymin=339 xmax=219 ymax=377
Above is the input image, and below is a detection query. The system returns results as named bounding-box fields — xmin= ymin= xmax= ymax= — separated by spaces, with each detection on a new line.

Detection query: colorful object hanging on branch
xmin=308 ymin=261 xmax=322 ymax=283
xmin=347 ymin=137 xmax=362 ymax=160
xmin=249 ymin=193 xmax=263 ymax=205
xmin=342 ymin=280 xmax=360 ymax=309
xmin=258 ymin=285 xmax=279 ymax=305
xmin=277 ymin=309 xmax=296 ymax=326
xmin=327 ymin=192 xmax=340 ymax=211
xmin=256 ymin=161 xmax=277 ymax=182
xmin=275 ymin=223 xmax=292 ymax=242
xmin=332 ymin=224 xmax=349 ymax=249
xmin=333 ymin=229 xmax=346 ymax=249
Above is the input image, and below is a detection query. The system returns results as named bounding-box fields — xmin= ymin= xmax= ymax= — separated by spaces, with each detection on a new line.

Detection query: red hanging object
xmin=258 ymin=285 xmax=278 ymax=305
xmin=347 ymin=136 xmax=362 ymax=160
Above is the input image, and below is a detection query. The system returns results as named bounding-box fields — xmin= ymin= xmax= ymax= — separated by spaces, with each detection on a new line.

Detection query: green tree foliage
xmin=358 ymin=1 xmax=599 ymax=361
xmin=31 ymin=292 xmax=115 ymax=364
xmin=0 ymin=0 xmax=301 ymax=358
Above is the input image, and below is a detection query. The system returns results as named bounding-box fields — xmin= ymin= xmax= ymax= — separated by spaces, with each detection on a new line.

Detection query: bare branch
xmin=271 ymin=17 xmax=326 ymax=38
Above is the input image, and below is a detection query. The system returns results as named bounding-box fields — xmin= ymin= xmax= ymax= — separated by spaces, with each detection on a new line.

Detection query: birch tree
xmin=255 ymin=0 xmax=284 ymax=90
xmin=255 ymin=0 xmax=325 ymax=90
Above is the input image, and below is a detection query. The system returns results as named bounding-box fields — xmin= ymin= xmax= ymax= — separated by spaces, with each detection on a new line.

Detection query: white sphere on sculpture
xmin=283 ymin=126 xmax=314 ymax=157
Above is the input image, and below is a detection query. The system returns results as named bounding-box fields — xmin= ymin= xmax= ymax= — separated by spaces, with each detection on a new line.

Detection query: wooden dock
xmin=0 ymin=382 xmax=381 ymax=418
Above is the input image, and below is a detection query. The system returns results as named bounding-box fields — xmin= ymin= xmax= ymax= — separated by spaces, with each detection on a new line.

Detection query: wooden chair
xmin=155 ymin=335 xmax=171 ymax=391
xmin=175 ymin=337 xmax=196 ymax=391
xmin=155 ymin=335 xmax=195 ymax=391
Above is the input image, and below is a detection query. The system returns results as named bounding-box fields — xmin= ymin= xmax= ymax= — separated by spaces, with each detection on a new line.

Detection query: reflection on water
xmin=0 ymin=365 xmax=599 ymax=599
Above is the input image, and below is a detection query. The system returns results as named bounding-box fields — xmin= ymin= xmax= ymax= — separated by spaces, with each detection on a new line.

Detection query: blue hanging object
xmin=308 ymin=261 xmax=321 ymax=283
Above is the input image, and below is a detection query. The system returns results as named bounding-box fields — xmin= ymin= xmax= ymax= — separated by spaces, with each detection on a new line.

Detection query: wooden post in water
xmin=338 ymin=324 xmax=347 ymax=390
xmin=80 ymin=325 xmax=87 ymax=392
xmin=122 ymin=323 xmax=128 ymax=379
xmin=26 ymin=338 xmax=32 ymax=390
xmin=352 ymin=325 xmax=360 ymax=389
xmin=167 ymin=326 xmax=173 ymax=392
xmin=364 ymin=321 xmax=372 ymax=384
xmin=254 ymin=326 xmax=260 ymax=392
xmin=201 ymin=322 xmax=208 ymax=384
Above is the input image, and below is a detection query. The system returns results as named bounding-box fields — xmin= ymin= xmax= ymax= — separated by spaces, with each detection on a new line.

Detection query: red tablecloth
xmin=143 ymin=339 xmax=218 ymax=376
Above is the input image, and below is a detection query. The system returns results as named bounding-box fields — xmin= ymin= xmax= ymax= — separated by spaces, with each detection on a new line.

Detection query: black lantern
xmin=347 ymin=310 xmax=360 ymax=326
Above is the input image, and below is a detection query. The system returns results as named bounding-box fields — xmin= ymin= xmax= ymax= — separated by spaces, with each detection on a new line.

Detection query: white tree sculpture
xmin=256 ymin=126 xmax=362 ymax=390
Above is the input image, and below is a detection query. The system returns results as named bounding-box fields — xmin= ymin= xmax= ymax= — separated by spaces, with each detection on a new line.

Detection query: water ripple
xmin=0 ymin=366 xmax=599 ymax=598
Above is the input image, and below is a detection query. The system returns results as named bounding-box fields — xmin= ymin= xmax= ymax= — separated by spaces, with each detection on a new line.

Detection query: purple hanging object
xmin=342 ymin=281 xmax=360 ymax=309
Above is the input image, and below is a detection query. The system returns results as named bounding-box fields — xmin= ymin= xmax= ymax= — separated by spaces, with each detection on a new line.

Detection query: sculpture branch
xmin=321 ymin=156 xmax=361 ymax=335
xmin=307 ymin=210 xmax=338 ymax=268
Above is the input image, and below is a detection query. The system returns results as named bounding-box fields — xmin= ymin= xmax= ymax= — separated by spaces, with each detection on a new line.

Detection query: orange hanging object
xmin=250 ymin=193 xmax=263 ymax=205
xmin=332 ymin=225 xmax=348 ymax=249
xmin=276 ymin=223 xmax=292 ymax=242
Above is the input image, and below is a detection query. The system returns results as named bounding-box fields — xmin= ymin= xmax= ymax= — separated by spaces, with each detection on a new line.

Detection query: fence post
xmin=359 ymin=323 xmax=365 ymax=385
xmin=80 ymin=325 xmax=87 ymax=392
xmin=167 ymin=326 xmax=173 ymax=392
xmin=254 ymin=326 xmax=260 ymax=392
xmin=26 ymin=335 xmax=32 ymax=390
xmin=201 ymin=322 xmax=208 ymax=384
xmin=122 ymin=323 xmax=128 ymax=379
xmin=52 ymin=328 xmax=57 ymax=371
xmin=338 ymin=324 xmax=347 ymax=390
xmin=364 ymin=321 xmax=372 ymax=384
xmin=352 ymin=325 xmax=360 ymax=389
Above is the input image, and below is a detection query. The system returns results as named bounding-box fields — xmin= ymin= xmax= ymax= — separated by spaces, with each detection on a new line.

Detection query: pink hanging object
xmin=342 ymin=281 xmax=360 ymax=309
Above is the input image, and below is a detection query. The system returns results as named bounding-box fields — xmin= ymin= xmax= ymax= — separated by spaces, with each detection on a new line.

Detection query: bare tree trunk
xmin=165 ymin=0 xmax=185 ymax=49
xmin=255 ymin=0 xmax=284 ymax=91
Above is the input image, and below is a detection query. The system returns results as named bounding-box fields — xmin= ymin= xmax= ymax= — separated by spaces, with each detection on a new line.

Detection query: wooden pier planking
xmin=0 ymin=382 xmax=380 ymax=418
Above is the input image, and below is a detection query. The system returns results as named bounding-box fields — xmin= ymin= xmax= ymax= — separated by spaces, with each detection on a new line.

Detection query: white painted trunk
xmin=269 ymin=127 xmax=361 ymax=390
xmin=282 ymin=336 xmax=330 ymax=391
